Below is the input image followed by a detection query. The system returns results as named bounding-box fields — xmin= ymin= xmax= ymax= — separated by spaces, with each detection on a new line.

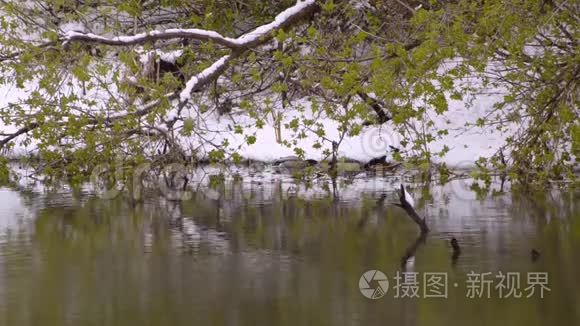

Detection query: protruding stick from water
xmin=396 ymin=184 xmax=429 ymax=234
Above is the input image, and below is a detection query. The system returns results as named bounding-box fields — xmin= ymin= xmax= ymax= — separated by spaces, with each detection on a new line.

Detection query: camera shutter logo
xmin=359 ymin=270 xmax=389 ymax=299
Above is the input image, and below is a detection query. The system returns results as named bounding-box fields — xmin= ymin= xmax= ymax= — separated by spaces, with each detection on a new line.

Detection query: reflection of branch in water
xmin=451 ymin=238 xmax=461 ymax=266
xmin=357 ymin=194 xmax=387 ymax=230
xmin=331 ymin=175 xmax=339 ymax=201
xmin=215 ymin=197 xmax=223 ymax=231
xmin=531 ymin=248 xmax=540 ymax=262
xmin=401 ymin=233 xmax=427 ymax=270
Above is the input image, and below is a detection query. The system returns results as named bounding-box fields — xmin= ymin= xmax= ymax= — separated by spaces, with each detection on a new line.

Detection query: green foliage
xmin=0 ymin=0 xmax=577 ymax=187
xmin=0 ymin=157 xmax=9 ymax=185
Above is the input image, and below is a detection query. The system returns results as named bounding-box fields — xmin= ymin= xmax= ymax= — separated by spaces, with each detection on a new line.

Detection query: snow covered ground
xmin=174 ymin=91 xmax=509 ymax=167
xmin=0 ymin=0 xmax=511 ymax=168
xmin=1 ymin=79 xmax=508 ymax=167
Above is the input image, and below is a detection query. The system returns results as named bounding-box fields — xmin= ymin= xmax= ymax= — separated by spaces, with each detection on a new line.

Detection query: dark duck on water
xmin=363 ymin=146 xmax=401 ymax=171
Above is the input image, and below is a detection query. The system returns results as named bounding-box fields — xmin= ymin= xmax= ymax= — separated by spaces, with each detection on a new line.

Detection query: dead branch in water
xmin=396 ymin=184 xmax=429 ymax=269
xmin=395 ymin=184 xmax=429 ymax=234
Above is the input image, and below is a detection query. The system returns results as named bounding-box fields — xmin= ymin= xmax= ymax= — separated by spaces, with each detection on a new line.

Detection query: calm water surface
xmin=0 ymin=171 xmax=578 ymax=326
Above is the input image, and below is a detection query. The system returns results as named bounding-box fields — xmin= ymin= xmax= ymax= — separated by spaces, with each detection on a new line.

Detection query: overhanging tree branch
xmin=67 ymin=0 xmax=318 ymax=110
xmin=1 ymin=0 xmax=319 ymax=149
xmin=0 ymin=41 xmax=56 ymax=63
xmin=179 ymin=54 xmax=237 ymax=102
xmin=62 ymin=29 xmax=241 ymax=49
xmin=61 ymin=0 xmax=318 ymax=50
xmin=0 ymin=123 xmax=39 ymax=149
xmin=357 ymin=92 xmax=392 ymax=125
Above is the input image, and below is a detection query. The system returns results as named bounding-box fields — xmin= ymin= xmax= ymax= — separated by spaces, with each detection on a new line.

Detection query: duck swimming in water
xmin=364 ymin=146 xmax=402 ymax=171
xmin=273 ymin=156 xmax=318 ymax=170
xmin=363 ymin=155 xmax=387 ymax=169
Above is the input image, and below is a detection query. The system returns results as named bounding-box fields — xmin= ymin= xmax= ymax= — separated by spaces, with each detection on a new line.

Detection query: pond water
xmin=0 ymin=170 xmax=578 ymax=326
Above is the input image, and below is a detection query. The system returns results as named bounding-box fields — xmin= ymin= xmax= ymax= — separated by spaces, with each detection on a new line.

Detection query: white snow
xmin=61 ymin=0 xmax=316 ymax=48
xmin=59 ymin=22 xmax=88 ymax=34
xmin=169 ymin=89 xmax=507 ymax=168
xmin=156 ymin=50 xmax=183 ymax=64
xmin=2 ymin=0 xmax=512 ymax=170
xmin=179 ymin=55 xmax=231 ymax=102
xmin=136 ymin=48 xmax=184 ymax=66
xmin=2 ymin=68 xmax=509 ymax=169
xmin=63 ymin=29 xmax=237 ymax=47
xmin=421 ymin=90 xmax=510 ymax=167
xmin=235 ymin=0 xmax=316 ymax=45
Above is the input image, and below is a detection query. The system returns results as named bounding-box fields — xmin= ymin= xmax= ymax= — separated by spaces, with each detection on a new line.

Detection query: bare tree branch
xmin=0 ymin=41 xmax=56 ymax=62
xmin=0 ymin=123 xmax=39 ymax=149
xmin=357 ymin=92 xmax=392 ymax=125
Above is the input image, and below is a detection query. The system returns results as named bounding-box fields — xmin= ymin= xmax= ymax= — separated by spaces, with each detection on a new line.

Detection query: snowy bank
xmin=174 ymin=93 xmax=508 ymax=168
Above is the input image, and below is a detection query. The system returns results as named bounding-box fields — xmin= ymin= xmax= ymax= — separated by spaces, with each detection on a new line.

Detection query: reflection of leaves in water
xmin=0 ymin=177 xmax=578 ymax=324
xmin=470 ymin=182 xmax=490 ymax=200
xmin=209 ymin=174 xmax=226 ymax=189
